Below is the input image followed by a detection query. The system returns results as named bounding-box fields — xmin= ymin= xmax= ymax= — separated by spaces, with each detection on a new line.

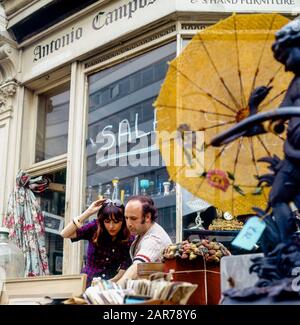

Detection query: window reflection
xmin=36 ymin=169 xmax=66 ymax=275
xmin=35 ymin=85 xmax=70 ymax=162
xmin=86 ymin=42 xmax=177 ymax=243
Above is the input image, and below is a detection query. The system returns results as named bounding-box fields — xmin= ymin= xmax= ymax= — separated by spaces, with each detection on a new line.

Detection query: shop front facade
xmin=0 ymin=0 xmax=299 ymax=277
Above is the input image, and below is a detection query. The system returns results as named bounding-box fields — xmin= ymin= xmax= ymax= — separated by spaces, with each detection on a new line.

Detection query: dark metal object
xmin=211 ymin=19 xmax=300 ymax=300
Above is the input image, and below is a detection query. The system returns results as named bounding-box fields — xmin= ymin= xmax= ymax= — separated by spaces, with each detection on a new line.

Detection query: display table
xmin=183 ymin=229 xmax=238 ymax=249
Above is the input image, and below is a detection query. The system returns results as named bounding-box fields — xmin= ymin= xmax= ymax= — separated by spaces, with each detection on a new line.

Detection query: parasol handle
xmin=211 ymin=106 xmax=300 ymax=147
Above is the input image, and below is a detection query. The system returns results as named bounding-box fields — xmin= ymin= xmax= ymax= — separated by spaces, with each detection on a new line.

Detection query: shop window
xmin=130 ymin=73 xmax=142 ymax=90
xmin=85 ymin=42 xmax=177 ymax=258
xmin=35 ymin=84 xmax=70 ymax=163
xmin=142 ymin=66 xmax=154 ymax=86
xmin=182 ymin=38 xmax=192 ymax=50
xmin=36 ymin=169 xmax=66 ymax=275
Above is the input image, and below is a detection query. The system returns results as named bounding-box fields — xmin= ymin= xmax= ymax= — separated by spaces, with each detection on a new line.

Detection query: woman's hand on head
xmin=86 ymin=198 xmax=106 ymax=216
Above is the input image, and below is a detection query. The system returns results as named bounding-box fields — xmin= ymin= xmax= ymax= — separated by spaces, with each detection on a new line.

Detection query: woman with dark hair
xmin=61 ymin=198 xmax=134 ymax=287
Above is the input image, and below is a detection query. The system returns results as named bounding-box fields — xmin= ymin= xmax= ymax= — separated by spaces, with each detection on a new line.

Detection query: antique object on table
xmin=194 ymin=211 xmax=205 ymax=229
xmin=188 ymin=211 xmax=205 ymax=230
xmin=0 ymin=227 xmax=25 ymax=279
xmin=208 ymin=210 xmax=243 ymax=231
xmin=223 ymin=211 xmax=233 ymax=221
xmin=208 ymin=218 xmax=244 ymax=231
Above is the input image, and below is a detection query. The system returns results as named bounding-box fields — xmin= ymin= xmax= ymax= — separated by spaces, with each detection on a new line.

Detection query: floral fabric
xmin=3 ymin=170 xmax=49 ymax=276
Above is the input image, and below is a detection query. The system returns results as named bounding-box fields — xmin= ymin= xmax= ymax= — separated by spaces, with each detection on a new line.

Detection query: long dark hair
xmin=92 ymin=203 xmax=130 ymax=246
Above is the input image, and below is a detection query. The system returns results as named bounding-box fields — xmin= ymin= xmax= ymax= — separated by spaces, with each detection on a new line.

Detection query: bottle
xmin=124 ymin=188 xmax=131 ymax=202
xmin=112 ymin=177 xmax=120 ymax=200
xmin=163 ymin=181 xmax=171 ymax=196
xmin=97 ymin=183 xmax=103 ymax=199
xmin=86 ymin=186 xmax=93 ymax=207
xmin=120 ymin=189 xmax=125 ymax=203
xmin=140 ymin=179 xmax=150 ymax=196
xmin=0 ymin=227 xmax=25 ymax=279
xmin=156 ymin=182 xmax=162 ymax=196
xmin=103 ymin=184 xmax=112 ymax=199
xmin=133 ymin=177 xmax=139 ymax=196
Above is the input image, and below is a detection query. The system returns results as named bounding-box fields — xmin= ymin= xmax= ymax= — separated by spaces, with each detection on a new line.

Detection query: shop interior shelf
xmin=152 ymin=192 xmax=176 ymax=209
xmin=183 ymin=229 xmax=239 ymax=237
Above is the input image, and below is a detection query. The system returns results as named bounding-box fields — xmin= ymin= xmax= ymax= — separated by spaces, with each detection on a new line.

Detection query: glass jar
xmin=112 ymin=177 xmax=120 ymax=200
xmin=0 ymin=227 xmax=25 ymax=279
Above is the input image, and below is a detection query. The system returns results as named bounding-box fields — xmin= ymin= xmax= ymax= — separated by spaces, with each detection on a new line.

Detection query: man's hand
xmin=116 ymin=264 xmax=138 ymax=288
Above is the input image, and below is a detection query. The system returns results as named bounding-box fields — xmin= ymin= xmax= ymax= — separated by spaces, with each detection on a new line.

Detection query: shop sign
xmin=21 ymin=0 xmax=300 ymax=82
xmin=21 ymin=0 xmax=172 ymax=82
xmin=183 ymin=0 xmax=300 ymax=12
xmin=91 ymin=0 xmax=158 ymax=31
xmin=33 ymin=27 xmax=83 ymax=63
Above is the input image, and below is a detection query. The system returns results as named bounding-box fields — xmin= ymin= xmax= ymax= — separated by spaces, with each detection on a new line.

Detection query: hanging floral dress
xmin=3 ymin=170 xmax=49 ymax=276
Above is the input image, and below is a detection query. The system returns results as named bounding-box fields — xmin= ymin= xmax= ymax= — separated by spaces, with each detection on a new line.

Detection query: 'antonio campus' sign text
xmin=33 ymin=0 xmax=157 ymax=63
xmin=23 ymin=0 xmax=300 ymax=82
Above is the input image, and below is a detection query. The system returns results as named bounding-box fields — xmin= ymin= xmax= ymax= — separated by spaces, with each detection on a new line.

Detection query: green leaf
xmin=233 ymin=185 xmax=245 ymax=196
xmin=227 ymin=172 xmax=235 ymax=181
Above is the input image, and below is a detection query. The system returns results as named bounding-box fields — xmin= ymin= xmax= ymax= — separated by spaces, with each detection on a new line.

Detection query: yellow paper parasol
xmin=154 ymin=13 xmax=293 ymax=216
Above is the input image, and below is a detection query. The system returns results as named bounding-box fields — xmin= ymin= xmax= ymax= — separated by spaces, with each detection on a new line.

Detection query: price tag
xmin=231 ymin=217 xmax=266 ymax=251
